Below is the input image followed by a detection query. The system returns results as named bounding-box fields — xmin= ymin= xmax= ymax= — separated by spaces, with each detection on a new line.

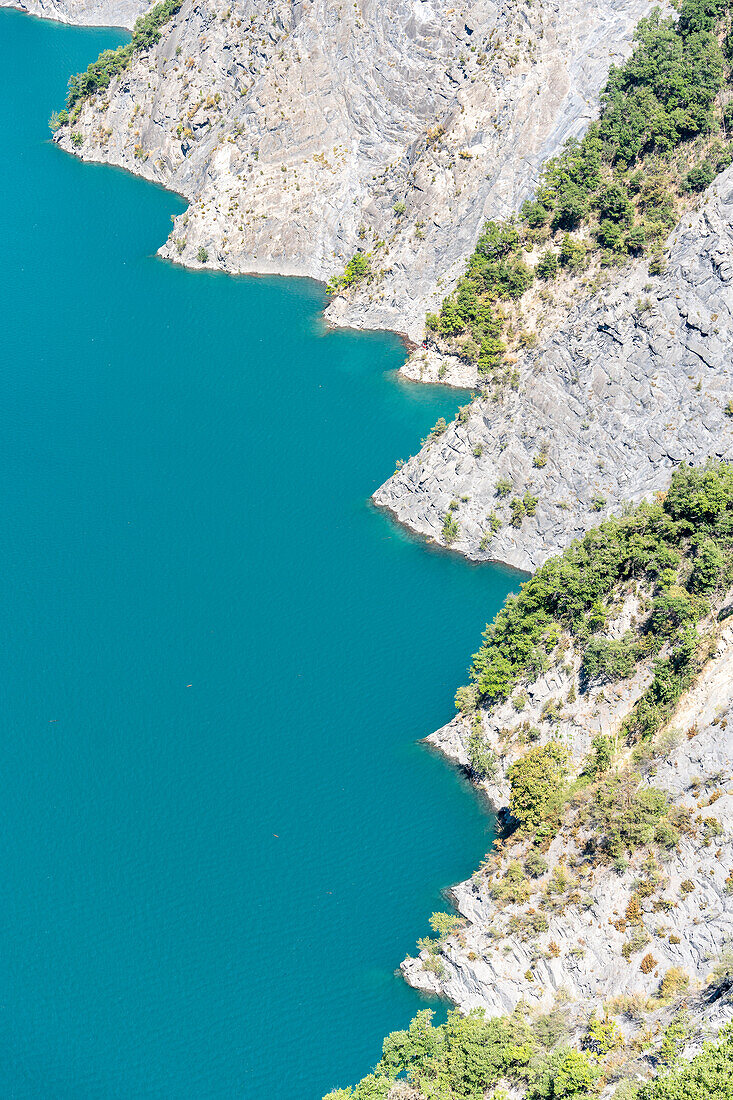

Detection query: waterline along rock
xmin=17 ymin=0 xmax=733 ymax=1088
xmin=50 ymin=0 xmax=659 ymax=339
xmin=402 ymin=601 xmax=733 ymax=1029
xmin=375 ymin=166 xmax=733 ymax=572
xmin=3 ymin=0 xmax=147 ymax=27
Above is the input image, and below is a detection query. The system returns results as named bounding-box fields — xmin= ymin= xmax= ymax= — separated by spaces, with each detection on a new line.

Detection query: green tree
xmin=552 ymin=1050 xmax=599 ymax=1098
xmin=507 ymin=743 xmax=568 ymax=831
xmin=688 ymin=538 xmax=725 ymax=593
xmin=467 ymin=723 xmax=497 ymax=779
xmin=443 ymin=510 xmax=460 ymax=545
xmin=638 ymin=1024 xmax=733 ymax=1100
xmin=536 ymin=250 xmax=559 ymax=279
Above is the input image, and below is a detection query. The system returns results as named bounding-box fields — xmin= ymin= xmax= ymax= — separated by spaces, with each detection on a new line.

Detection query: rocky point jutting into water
xmin=2 ymin=0 xmax=146 ymax=26
xmin=406 ymin=599 xmax=733 ymax=1019
xmin=375 ymin=165 xmax=733 ymax=572
xmin=333 ymin=457 xmax=733 ymax=1096
xmin=44 ymin=0 xmax=660 ymax=339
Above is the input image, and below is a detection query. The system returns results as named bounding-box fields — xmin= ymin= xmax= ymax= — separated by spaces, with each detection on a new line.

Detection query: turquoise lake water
xmin=1 ymin=11 xmax=519 ymax=1097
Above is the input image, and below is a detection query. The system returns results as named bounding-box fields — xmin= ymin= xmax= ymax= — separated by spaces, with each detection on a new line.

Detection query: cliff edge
xmin=51 ymin=0 xmax=658 ymax=339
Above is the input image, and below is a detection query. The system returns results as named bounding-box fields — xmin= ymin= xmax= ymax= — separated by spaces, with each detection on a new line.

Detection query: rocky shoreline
xmin=404 ymin=616 xmax=733 ymax=1020
xmin=2 ymin=0 xmax=143 ymax=27
xmin=374 ymin=166 xmax=733 ymax=572
xmin=46 ymin=0 xmax=660 ymax=340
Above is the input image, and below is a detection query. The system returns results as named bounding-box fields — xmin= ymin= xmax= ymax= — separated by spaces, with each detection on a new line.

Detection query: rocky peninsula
xmin=40 ymin=0 xmax=656 ymax=339
xmin=375 ymin=165 xmax=733 ymax=572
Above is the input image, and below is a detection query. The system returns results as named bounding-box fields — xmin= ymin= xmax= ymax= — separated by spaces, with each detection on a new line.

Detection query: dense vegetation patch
xmin=507 ymin=743 xmax=568 ymax=832
xmin=323 ymin=1010 xmax=733 ymax=1100
xmin=462 ymin=462 xmax=733 ymax=747
xmin=446 ymin=462 xmax=733 ymax=862
xmin=426 ymin=0 xmax=732 ymax=385
xmin=49 ymin=0 xmax=181 ymax=128
xmin=326 ymin=251 xmax=372 ymax=295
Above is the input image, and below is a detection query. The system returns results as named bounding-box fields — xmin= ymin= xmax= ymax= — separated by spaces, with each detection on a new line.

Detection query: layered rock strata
xmin=2 ymin=0 xmax=146 ymax=27
xmin=375 ymin=166 xmax=733 ymax=571
xmin=51 ymin=0 xmax=658 ymax=339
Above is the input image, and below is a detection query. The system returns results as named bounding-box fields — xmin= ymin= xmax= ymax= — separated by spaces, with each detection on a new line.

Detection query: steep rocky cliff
xmin=404 ymin=610 xmax=733 ymax=1022
xmin=2 ymin=0 xmax=145 ymax=27
xmin=50 ymin=0 xmax=659 ymax=339
xmin=375 ymin=165 xmax=733 ymax=571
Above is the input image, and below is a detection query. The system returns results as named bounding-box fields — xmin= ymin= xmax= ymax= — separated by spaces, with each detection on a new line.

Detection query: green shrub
xmin=442 ymin=510 xmax=460 ymax=545
xmin=583 ymin=1015 xmax=623 ymax=1056
xmin=455 ymin=684 xmax=479 ymax=713
xmin=522 ymin=199 xmax=550 ymax=228
xmin=689 ymin=538 xmax=725 ymax=593
xmin=657 ymin=967 xmax=689 ymax=1001
xmin=535 ymin=250 xmax=559 ymax=279
xmin=65 ymin=0 xmax=182 ymax=109
xmin=626 ymin=224 xmax=647 ymax=253
xmin=429 ymin=911 xmax=463 ymax=939
xmin=48 ymin=109 xmax=67 ymax=132
xmin=684 ymin=161 xmax=716 ymax=192
xmin=581 ymin=635 xmax=639 ymax=684
xmin=582 ymin=777 xmax=670 ymax=858
xmin=586 ymin=733 xmax=614 ymax=776
xmin=524 ymin=849 xmax=549 ymax=878
xmin=467 ymin=723 xmax=498 ymax=780
xmin=529 ymin=1048 xmax=599 ymax=1099
xmin=510 ymin=497 xmax=526 ymax=528
xmin=523 ymin=492 xmax=539 ymax=518
xmin=507 ymin=743 xmax=568 ymax=833
xmin=328 ymin=251 xmax=370 ymax=293
xmin=490 ymin=860 xmax=531 ymax=904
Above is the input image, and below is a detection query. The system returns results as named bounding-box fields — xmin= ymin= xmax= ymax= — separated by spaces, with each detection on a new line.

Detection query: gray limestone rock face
xmin=51 ymin=0 xmax=659 ymax=338
xmin=12 ymin=0 xmax=733 ymax=1057
xmin=2 ymin=0 xmax=147 ymax=28
xmin=374 ymin=166 xmax=733 ymax=571
xmin=403 ymin=614 xmax=733 ymax=1026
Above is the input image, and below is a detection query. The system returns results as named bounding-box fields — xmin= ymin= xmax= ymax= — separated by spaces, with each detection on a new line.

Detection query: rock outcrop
xmin=375 ymin=165 xmax=733 ymax=571
xmin=51 ymin=0 xmax=659 ymax=339
xmin=15 ymin=0 xmax=733 ymax=1063
xmin=402 ymin=603 xmax=733 ymax=1028
xmin=2 ymin=0 xmax=146 ymax=27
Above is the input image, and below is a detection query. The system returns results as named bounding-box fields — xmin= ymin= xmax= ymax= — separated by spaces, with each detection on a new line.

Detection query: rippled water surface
xmin=0 ymin=11 xmax=518 ymax=1097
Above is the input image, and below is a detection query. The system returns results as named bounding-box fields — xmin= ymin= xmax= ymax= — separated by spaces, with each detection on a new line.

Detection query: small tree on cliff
xmin=507 ymin=742 xmax=568 ymax=834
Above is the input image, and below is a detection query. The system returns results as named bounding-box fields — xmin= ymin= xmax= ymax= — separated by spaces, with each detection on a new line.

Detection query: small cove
xmin=0 ymin=12 xmax=519 ymax=1097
